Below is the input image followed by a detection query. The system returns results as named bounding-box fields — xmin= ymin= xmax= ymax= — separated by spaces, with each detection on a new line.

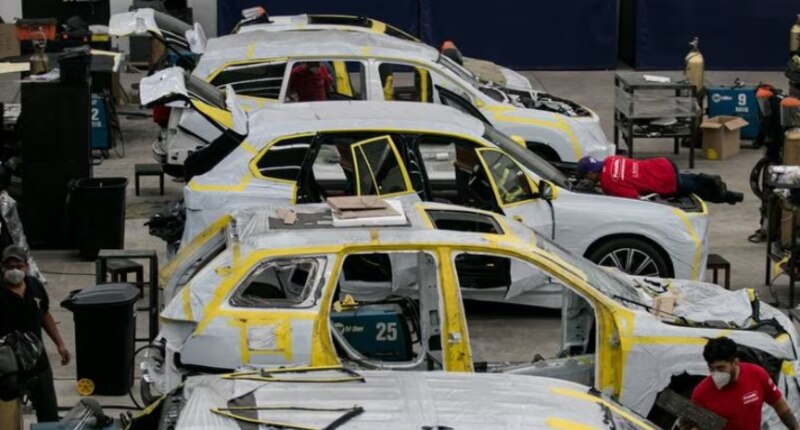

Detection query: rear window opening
xmin=425 ymin=209 xmax=502 ymax=235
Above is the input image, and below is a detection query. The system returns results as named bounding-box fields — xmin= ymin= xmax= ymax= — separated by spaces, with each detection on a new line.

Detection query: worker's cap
xmin=2 ymin=245 xmax=28 ymax=264
xmin=576 ymin=156 xmax=603 ymax=174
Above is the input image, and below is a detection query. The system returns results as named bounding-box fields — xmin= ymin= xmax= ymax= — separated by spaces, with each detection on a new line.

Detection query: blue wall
xmin=217 ymin=0 xmax=618 ymax=70
xmin=634 ymin=0 xmax=797 ymax=70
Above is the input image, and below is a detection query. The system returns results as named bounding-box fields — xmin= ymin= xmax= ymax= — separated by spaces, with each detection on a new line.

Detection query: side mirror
xmin=538 ymin=180 xmax=554 ymax=201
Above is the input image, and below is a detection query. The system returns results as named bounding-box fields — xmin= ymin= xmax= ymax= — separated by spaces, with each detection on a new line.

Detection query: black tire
xmin=586 ymin=238 xmax=671 ymax=278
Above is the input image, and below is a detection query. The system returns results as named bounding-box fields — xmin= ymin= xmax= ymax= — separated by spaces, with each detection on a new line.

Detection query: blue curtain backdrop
xmin=422 ymin=0 xmax=617 ymax=70
xmin=635 ymin=0 xmax=797 ymax=70
xmin=216 ymin=0 xmax=617 ymax=70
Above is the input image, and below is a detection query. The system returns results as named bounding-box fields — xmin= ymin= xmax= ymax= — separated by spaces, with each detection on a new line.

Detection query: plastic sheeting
xmin=630 ymin=0 xmax=798 ymax=70
xmin=216 ymin=0 xmax=617 ymax=69
xmin=174 ymin=371 xmax=653 ymax=430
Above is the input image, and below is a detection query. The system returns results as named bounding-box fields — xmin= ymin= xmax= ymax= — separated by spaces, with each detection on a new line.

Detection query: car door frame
xmin=472 ymin=147 xmax=555 ymax=235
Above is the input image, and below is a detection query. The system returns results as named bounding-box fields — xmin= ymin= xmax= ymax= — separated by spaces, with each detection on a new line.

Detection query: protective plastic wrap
xmin=1 ymin=192 xmax=43 ymax=282
xmin=173 ymin=371 xmax=655 ymax=430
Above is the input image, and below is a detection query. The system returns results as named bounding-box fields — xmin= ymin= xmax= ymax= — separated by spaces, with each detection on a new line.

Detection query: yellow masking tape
xmin=782 ymin=360 xmax=797 ymax=377
xmin=486 ymin=107 xmax=581 ymax=160
xmin=672 ymin=208 xmax=701 ymax=280
xmin=546 ymin=418 xmax=599 ymax=430
xmin=550 ymin=387 xmax=656 ymax=429
xmin=182 ymin=286 xmax=194 ymax=321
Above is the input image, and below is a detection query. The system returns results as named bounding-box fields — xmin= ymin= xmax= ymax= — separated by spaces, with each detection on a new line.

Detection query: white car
xmin=162 ymin=97 xmax=706 ymax=283
xmin=146 ymin=202 xmax=795 ymax=428
xmin=111 ymin=10 xmax=613 ymax=173
xmin=231 ymin=10 xmax=537 ymax=93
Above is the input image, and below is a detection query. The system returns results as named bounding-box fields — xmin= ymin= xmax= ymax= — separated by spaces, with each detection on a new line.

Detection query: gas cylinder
xmin=791 ymin=14 xmax=800 ymax=54
xmin=28 ymin=33 xmax=49 ymax=75
xmin=684 ymin=37 xmax=705 ymax=93
xmin=781 ymin=127 xmax=800 ymax=246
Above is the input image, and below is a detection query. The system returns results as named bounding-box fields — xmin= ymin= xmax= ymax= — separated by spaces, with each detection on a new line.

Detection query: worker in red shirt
xmin=288 ymin=61 xmax=333 ymax=102
xmin=577 ymin=155 xmax=743 ymax=204
xmin=680 ymin=337 xmax=800 ymax=430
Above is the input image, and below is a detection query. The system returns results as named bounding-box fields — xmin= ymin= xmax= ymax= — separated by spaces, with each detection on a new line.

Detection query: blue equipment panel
xmin=707 ymin=86 xmax=760 ymax=140
xmin=331 ymin=304 xmax=412 ymax=362
xmin=91 ymin=94 xmax=110 ymax=150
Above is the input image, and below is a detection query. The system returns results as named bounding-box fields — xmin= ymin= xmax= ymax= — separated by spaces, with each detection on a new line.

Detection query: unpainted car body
xmin=141 ymin=369 xmax=658 ymax=430
xmin=172 ymin=100 xmax=707 ymax=282
xmin=110 ymin=11 xmax=613 ymax=169
xmin=148 ymin=202 xmax=799 ymax=428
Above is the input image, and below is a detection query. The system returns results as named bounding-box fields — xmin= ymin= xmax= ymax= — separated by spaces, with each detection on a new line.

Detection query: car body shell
xmin=151 ymin=202 xmax=799 ymax=427
xmin=108 ymin=11 xmax=613 ymax=166
xmin=179 ymin=101 xmax=707 ymax=283
xmin=158 ymin=370 xmax=658 ymax=430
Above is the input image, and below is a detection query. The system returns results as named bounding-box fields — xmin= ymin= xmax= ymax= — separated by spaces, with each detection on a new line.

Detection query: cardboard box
xmin=700 ymin=115 xmax=748 ymax=160
xmin=0 ymin=24 xmax=20 ymax=60
xmin=651 ymin=294 xmax=676 ymax=320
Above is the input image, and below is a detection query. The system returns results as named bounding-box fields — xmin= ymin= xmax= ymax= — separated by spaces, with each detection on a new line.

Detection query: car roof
xmin=194 ymin=29 xmax=440 ymax=79
xmin=175 ymin=370 xmax=654 ymax=430
xmin=231 ymin=200 xmax=536 ymax=253
xmin=245 ymin=101 xmax=487 ymax=144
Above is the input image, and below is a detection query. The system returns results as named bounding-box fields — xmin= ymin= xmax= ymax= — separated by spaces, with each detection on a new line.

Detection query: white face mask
xmin=4 ymin=268 xmax=25 ymax=285
xmin=711 ymin=371 xmax=732 ymax=389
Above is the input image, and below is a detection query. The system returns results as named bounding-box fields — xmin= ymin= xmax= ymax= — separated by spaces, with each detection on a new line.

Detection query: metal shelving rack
xmin=614 ymin=72 xmax=701 ymax=168
xmin=764 ymin=182 xmax=800 ymax=310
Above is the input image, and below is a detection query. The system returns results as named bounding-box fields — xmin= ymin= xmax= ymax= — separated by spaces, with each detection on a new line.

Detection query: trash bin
xmin=61 ymin=283 xmax=139 ymax=396
xmin=70 ymin=177 xmax=127 ymax=260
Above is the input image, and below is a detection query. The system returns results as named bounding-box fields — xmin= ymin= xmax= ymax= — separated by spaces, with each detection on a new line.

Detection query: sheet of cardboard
xmin=0 ymin=24 xmax=20 ymax=60
xmin=327 ymin=195 xmax=387 ymax=211
xmin=652 ymin=294 xmax=676 ymax=320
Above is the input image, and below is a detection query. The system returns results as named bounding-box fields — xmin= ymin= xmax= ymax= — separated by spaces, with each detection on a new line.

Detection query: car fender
xmin=483 ymin=105 xmax=612 ymax=162
xmin=551 ymin=192 xmax=703 ymax=280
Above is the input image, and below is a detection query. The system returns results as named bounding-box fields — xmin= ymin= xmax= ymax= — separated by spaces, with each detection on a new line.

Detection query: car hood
xmin=627 ymin=276 xmax=797 ymax=345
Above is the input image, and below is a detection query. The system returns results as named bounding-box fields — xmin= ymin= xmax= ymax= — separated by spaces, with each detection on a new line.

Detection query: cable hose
xmin=127 ymin=344 xmax=163 ymax=410
xmin=750 ymin=156 xmax=772 ymax=200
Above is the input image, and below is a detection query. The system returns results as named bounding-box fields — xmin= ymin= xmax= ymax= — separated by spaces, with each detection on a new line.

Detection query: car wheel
xmin=587 ymin=238 xmax=670 ymax=278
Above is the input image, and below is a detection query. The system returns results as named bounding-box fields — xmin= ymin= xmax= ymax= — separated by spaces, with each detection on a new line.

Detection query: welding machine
xmin=331 ymin=303 xmax=414 ymax=362
xmin=90 ymin=94 xmax=111 ymax=151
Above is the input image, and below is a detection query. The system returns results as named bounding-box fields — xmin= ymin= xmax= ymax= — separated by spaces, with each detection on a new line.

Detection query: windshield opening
xmin=437 ymin=55 xmax=481 ymax=87
xmin=482 ymin=127 xmax=569 ymax=188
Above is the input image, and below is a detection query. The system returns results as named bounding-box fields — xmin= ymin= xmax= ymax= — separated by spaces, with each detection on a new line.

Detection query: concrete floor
xmin=2 ymin=67 xmax=794 ymax=423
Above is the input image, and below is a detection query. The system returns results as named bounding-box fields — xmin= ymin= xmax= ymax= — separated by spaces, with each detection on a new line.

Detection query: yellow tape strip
xmin=486 ymin=107 xmax=581 ymax=160
xmin=188 ymin=173 xmax=253 ymax=192
xmin=672 ymin=208 xmax=701 ymax=280
xmin=546 ymin=418 xmax=599 ymax=430
xmin=182 ymin=286 xmax=194 ymax=321
xmin=550 ymin=387 xmax=657 ymax=429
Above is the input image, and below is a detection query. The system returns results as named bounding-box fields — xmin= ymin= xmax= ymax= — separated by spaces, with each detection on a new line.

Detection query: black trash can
xmin=61 ymin=283 xmax=139 ymax=396
xmin=70 ymin=177 xmax=128 ymax=260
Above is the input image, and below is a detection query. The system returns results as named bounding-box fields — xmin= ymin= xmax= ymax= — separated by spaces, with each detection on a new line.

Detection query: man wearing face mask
xmin=682 ymin=337 xmax=800 ymax=430
xmin=0 ymin=245 xmax=70 ymax=422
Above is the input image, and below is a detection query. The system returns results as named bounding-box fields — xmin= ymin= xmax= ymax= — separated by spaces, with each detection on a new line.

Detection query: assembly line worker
xmin=577 ymin=155 xmax=744 ymax=204
xmin=0 ymin=245 xmax=70 ymax=422
xmin=680 ymin=337 xmax=800 ymax=430
xmin=288 ymin=61 xmax=334 ymax=102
